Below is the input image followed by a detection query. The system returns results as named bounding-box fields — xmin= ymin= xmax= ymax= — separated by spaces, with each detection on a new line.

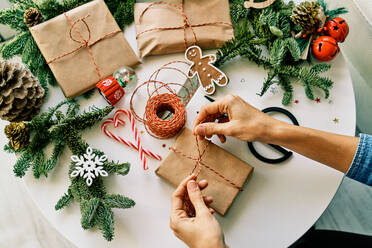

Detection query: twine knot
xmin=46 ymin=12 xmax=122 ymax=81
xmin=137 ymin=0 xmax=233 ymax=50
xmin=169 ymin=136 xmax=242 ymax=190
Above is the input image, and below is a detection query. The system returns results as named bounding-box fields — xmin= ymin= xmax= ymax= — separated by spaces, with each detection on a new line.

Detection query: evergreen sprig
xmin=0 ymin=0 xmax=135 ymax=97
xmin=6 ymin=99 xmax=135 ymax=241
xmin=217 ymin=0 xmax=345 ymax=105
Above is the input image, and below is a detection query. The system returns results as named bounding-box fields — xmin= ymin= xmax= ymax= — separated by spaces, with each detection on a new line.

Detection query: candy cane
xmin=101 ymin=109 xmax=161 ymax=170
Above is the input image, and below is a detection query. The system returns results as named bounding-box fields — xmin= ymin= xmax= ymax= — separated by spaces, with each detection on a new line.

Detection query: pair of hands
xmin=170 ymin=95 xmax=280 ymax=248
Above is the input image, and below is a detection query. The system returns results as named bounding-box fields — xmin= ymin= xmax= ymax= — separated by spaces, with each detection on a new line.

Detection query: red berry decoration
xmin=312 ymin=36 xmax=340 ymax=61
xmin=325 ymin=17 xmax=349 ymax=42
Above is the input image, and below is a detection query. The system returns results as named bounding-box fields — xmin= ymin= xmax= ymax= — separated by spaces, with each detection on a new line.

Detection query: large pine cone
xmin=0 ymin=60 xmax=45 ymax=122
xmin=291 ymin=1 xmax=324 ymax=34
xmin=24 ymin=7 xmax=43 ymax=27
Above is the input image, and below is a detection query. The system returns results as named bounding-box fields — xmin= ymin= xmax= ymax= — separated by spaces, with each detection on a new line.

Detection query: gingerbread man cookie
xmin=185 ymin=45 xmax=228 ymax=95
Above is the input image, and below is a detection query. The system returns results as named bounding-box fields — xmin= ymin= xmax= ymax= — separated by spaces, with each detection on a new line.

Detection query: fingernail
xmin=196 ymin=125 xmax=205 ymax=136
xmin=187 ymin=180 xmax=198 ymax=191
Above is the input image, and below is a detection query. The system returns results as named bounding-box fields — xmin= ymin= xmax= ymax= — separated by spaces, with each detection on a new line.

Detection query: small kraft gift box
xmin=156 ymin=128 xmax=254 ymax=215
xmin=134 ymin=0 xmax=234 ymax=57
xmin=29 ymin=0 xmax=140 ymax=98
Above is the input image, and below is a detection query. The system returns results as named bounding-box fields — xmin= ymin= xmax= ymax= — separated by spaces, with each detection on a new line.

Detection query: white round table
xmin=5 ymin=21 xmax=355 ymax=248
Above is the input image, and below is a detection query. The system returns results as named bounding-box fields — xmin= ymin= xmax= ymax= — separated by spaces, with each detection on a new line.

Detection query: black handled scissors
xmin=247 ymin=107 xmax=299 ymax=164
xmin=204 ymin=96 xmax=299 ymax=164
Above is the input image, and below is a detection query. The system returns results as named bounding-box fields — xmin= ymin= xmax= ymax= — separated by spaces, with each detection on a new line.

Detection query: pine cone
xmin=291 ymin=1 xmax=324 ymax=34
xmin=24 ymin=7 xmax=43 ymax=27
xmin=5 ymin=122 xmax=30 ymax=151
xmin=0 ymin=60 xmax=45 ymax=122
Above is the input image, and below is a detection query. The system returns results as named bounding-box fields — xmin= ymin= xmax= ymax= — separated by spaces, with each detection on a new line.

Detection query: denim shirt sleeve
xmin=346 ymin=134 xmax=372 ymax=186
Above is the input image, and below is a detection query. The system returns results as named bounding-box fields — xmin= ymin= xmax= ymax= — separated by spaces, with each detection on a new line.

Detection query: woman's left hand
xmin=170 ymin=174 xmax=225 ymax=248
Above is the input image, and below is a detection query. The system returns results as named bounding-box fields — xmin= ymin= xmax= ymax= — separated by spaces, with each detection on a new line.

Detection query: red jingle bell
xmin=325 ymin=17 xmax=349 ymax=42
xmin=312 ymin=36 xmax=340 ymax=62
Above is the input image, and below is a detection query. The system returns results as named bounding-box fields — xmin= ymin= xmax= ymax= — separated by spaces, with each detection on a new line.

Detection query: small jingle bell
xmin=325 ymin=17 xmax=349 ymax=43
xmin=312 ymin=36 xmax=340 ymax=62
xmin=113 ymin=66 xmax=138 ymax=93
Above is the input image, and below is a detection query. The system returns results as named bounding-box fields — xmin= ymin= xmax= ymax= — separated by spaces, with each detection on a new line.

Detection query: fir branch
xmin=296 ymin=36 xmax=311 ymax=54
xmin=105 ymin=161 xmax=130 ymax=176
xmin=229 ymin=0 xmax=250 ymax=25
xmin=50 ymin=106 xmax=113 ymax=135
xmin=55 ymin=190 xmax=73 ymax=210
xmin=82 ymin=89 xmax=95 ymax=99
xmin=104 ymin=194 xmax=135 ymax=209
xmin=310 ymin=63 xmax=331 ymax=74
xmin=285 ymin=37 xmax=301 ymax=62
xmin=0 ymin=8 xmax=28 ymax=31
xmin=305 ymin=83 xmax=315 ymax=100
xmin=32 ymin=150 xmax=45 ymax=178
xmin=21 ymin=35 xmax=41 ymax=67
xmin=1 ymin=32 xmax=31 ymax=59
xmin=96 ymin=203 xmax=115 ymax=241
xmin=259 ymin=70 xmax=276 ymax=96
xmin=112 ymin=0 xmax=135 ymax=30
xmin=318 ymin=0 xmax=348 ymax=21
xmin=278 ymin=74 xmax=293 ymax=105
xmin=81 ymin=198 xmax=100 ymax=229
xmin=13 ymin=151 xmax=32 ymax=177
xmin=43 ymin=139 xmax=65 ymax=175
xmin=9 ymin=0 xmax=37 ymax=9
xmin=270 ymin=39 xmax=286 ymax=66
xmin=4 ymin=144 xmax=22 ymax=153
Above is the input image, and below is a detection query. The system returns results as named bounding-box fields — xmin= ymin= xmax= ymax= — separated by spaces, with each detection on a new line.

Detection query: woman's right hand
xmin=193 ymin=94 xmax=280 ymax=143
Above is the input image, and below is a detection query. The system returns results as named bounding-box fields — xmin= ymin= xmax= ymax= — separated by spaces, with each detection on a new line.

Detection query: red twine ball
xmin=130 ymin=61 xmax=195 ymax=139
xmin=145 ymin=93 xmax=186 ymax=139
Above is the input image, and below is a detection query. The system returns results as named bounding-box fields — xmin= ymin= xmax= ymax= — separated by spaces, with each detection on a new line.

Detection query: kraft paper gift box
xmin=134 ymin=0 xmax=234 ymax=57
xmin=156 ymin=128 xmax=254 ymax=215
xmin=30 ymin=0 xmax=140 ymax=98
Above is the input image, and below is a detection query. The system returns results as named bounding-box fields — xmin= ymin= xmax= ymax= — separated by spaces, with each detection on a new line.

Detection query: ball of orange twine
xmin=130 ymin=61 xmax=195 ymax=139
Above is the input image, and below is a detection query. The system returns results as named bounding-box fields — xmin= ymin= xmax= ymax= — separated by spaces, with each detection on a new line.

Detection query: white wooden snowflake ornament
xmin=70 ymin=147 xmax=108 ymax=186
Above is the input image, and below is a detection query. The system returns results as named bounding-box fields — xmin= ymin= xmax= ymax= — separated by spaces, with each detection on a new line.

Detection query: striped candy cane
xmin=101 ymin=109 xmax=161 ymax=170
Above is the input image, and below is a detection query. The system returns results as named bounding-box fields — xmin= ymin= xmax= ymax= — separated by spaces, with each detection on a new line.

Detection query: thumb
xmin=187 ymin=180 xmax=209 ymax=216
xmin=195 ymin=122 xmax=230 ymax=137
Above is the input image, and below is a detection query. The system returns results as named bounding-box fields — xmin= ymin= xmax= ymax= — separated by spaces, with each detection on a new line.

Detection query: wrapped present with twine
xmin=156 ymin=128 xmax=254 ymax=215
xmin=30 ymin=0 xmax=140 ymax=98
xmin=134 ymin=0 xmax=234 ymax=57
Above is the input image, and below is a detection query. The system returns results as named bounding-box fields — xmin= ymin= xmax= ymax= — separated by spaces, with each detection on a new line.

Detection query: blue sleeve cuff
xmin=346 ymin=133 xmax=372 ymax=186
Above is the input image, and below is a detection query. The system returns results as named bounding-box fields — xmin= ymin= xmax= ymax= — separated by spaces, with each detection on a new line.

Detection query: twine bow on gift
xmin=169 ymin=136 xmax=241 ymax=190
xmin=46 ymin=13 xmax=121 ymax=80
xmin=136 ymin=0 xmax=234 ymax=50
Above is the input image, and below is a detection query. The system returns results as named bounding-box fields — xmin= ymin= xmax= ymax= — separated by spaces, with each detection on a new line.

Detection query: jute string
xmin=169 ymin=136 xmax=242 ymax=190
xmin=170 ymin=136 xmax=241 ymax=217
xmin=46 ymin=13 xmax=121 ymax=80
xmin=130 ymin=61 xmax=195 ymax=139
xmin=136 ymin=0 xmax=233 ymax=50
